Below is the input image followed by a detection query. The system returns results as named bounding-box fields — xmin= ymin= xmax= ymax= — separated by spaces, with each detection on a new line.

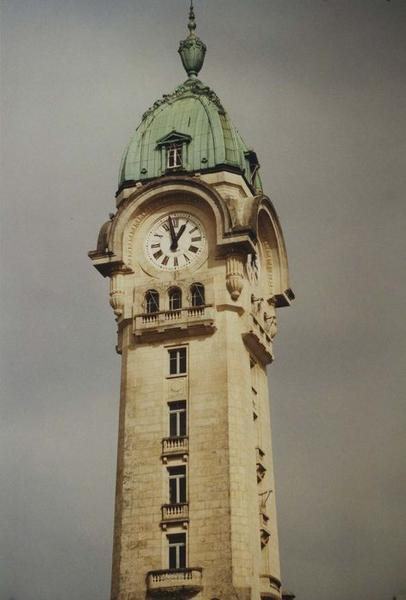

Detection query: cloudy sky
xmin=1 ymin=1 xmax=405 ymax=599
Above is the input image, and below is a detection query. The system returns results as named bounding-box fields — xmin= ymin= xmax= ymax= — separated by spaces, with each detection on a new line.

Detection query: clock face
xmin=145 ymin=212 xmax=207 ymax=272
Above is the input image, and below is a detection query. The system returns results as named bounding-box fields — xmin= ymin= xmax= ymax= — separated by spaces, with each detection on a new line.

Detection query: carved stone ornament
xmin=226 ymin=254 xmax=245 ymax=300
xmin=264 ymin=300 xmax=277 ymax=340
xmin=109 ymin=273 xmax=126 ymax=317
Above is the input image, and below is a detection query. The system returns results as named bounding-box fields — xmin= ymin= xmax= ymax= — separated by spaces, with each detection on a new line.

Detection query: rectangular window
xmin=169 ymin=347 xmax=187 ymax=376
xmin=168 ymin=533 xmax=186 ymax=569
xmin=169 ymin=401 xmax=187 ymax=437
xmin=168 ymin=465 xmax=187 ymax=504
xmin=167 ymin=143 xmax=183 ymax=169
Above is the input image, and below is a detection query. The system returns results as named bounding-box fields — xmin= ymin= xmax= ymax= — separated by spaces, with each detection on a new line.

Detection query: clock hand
xmin=168 ymin=216 xmax=178 ymax=250
xmin=175 ymin=224 xmax=186 ymax=243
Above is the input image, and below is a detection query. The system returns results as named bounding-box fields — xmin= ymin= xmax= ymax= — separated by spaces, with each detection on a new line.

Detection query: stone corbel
xmin=226 ymin=253 xmax=245 ymax=300
xmin=109 ymin=272 xmax=126 ymax=317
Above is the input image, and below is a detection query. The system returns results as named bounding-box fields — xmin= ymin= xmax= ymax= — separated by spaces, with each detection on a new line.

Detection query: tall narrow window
xmin=168 ymin=287 xmax=182 ymax=311
xmin=190 ymin=283 xmax=205 ymax=307
xmin=168 ymin=466 xmax=187 ymax=504
xmin=168 ymin=533 xmax=186 ymax=569
xmin=145 ymin=289 xmax=159 ymax=314
xmin=167 ymin=143 xmax=183 ymax=169
xmin=169 ymin=401 xmax=187 ymax=437
xmin=168 ymin=347 xmax=187 ymax=376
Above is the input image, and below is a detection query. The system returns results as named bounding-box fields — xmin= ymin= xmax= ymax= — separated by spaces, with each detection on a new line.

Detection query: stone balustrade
xmin=259 ymin=573 xmax=282 ymax=599
xmin=161 ymin=502 xmax=189 ymax=522
xmin=162 ymin=436 xmax=188 ymax=456
xmin=134 ymin=305 xmax=215 ymax=337
xmin=146 ymin=568 xmax=203 ymax=596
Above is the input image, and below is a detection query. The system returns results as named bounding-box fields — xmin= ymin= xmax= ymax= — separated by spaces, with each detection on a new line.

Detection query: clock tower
xmin=89 ymin=5 xmax=294 ymax=600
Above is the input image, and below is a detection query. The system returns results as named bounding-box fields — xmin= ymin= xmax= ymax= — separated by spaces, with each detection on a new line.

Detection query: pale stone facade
xmin=89 ymin=171 xmax=293 ymax=600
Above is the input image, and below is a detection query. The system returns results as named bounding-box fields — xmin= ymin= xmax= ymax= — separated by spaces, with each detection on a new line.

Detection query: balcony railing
xmin=133 ymin=305 xmax=215 ymax=336
xmin=146 ymin=568 xmax=203 ymax=596
xmin=162 ymin=436 xmax=188 ymax=454
xmin=161 ymin=503 xmax=189 ymax=522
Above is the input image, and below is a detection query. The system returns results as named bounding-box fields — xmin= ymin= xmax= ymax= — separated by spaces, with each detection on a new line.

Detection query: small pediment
xmin=156 ymin=130 xmax=192 ymax=148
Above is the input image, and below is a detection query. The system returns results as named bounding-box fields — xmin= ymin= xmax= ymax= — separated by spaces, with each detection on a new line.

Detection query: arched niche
xmin=257 ymin=199 xmax=292 ymax=306
xmin=107 ymin=178 xmax=232 ymax=268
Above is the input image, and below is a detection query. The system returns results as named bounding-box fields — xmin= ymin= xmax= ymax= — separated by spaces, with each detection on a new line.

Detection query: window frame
xmin=168 ymin=347 xmax=187 ymax=377
xmin=167 ymin=143 xmax=183 ymax=169
xmin=168 ymin=465 xmax=187 ymax=504
xmin=168 ymin=400 xmax=187 ymax=438
xmin=167 ymin=532 xmax=186 ymax=570
xmin=145 ymin=289 xmax=160 ymax=314
xmin=190 ymin=282 xmax=205 ymax=307
xmin=168 ymin=287 xmax=182 ymax=311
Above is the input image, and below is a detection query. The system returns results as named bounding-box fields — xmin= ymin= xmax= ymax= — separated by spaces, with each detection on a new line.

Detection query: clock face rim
xmin=144 ymin=211 xmax=207 ymax=273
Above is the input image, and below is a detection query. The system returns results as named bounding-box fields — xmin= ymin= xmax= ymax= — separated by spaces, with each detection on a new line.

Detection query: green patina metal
xmin=118 ymin=3 xmax=262 ymax=193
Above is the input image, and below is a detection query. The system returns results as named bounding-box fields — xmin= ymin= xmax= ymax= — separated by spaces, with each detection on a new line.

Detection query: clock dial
xmin=145 ymin=212 xmax=207 ymax=271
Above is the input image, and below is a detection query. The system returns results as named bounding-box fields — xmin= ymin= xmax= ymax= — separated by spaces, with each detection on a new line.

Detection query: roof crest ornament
xmin=142 ymin=79 xmax=225 ymax=121
xmin=178 ymin=1 xmax=207 ymax=79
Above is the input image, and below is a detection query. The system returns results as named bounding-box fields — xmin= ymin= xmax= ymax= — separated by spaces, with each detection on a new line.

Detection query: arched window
xmin=191 ymin=283 xmax=205 ymax=307
xmin=168 ymin=287 xmax=182 ymax=311
xmin=145 ymin=289 xmax=159 ymax=314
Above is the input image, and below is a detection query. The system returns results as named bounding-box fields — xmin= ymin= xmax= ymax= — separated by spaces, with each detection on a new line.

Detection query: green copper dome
xmin=118 ymin=4 xmax=262 ymax=193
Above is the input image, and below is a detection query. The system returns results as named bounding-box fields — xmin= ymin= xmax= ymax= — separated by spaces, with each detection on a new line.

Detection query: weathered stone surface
xmin=89 ymin=171 xmax=292 ymax=600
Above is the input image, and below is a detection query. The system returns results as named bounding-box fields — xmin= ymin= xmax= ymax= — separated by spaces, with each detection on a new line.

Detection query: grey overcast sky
xmin=1 ymin=1 xmax=405 ymax=599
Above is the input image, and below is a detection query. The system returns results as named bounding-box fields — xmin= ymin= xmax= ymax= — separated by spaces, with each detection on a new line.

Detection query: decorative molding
xmin=262 ymin=238 xmax=274 ymax=296
xmin=125 ymin=209 xmax=148 ymax=266
xmin=109 ymin=273 xmax=126 ymax=317
xmin=226 ymin=253 xmax=245 ymax=300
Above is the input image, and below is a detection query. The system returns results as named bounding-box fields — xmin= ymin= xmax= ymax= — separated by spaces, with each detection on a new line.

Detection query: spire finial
xmin=178 ymin=1 xmax=207 ymax=79
xmin=188 ymin=1 xmax=196 ymax=34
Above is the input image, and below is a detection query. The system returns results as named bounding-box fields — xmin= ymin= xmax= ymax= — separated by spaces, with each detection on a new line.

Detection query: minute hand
xmin=168 ymin=216 xmax=178 ymax=250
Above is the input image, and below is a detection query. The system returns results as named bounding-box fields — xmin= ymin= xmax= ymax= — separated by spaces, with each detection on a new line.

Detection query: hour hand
xmin=175 ymin=224 xmax=186 ymax=243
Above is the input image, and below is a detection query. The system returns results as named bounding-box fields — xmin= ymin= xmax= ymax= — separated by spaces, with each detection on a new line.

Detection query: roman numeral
xmin=172 ymin=217 xmax=179 ymax=228
xmin=189 ymin=245 xmax=199 ymax=253
xmin=154 ymin=233 xmax=163 ymax=238
xmin=153 ymin=250 xmax=163 ymax=259
xmin=191 ymin=236 xmax=201 ymax=242
xmin=161 ymin=255 xmax=169 ymax=266
xmin=174 ymin=257 xmax=178 ymax=268
xmin=162 ymin=223 xmax=170 ymax=232
xmin=189 ymin=226 xmax=198 ymax=234
xmin=183 ymin=254 xmax=190 ymax=263
xmin=151 ymin=243 xmax=160 ymax=248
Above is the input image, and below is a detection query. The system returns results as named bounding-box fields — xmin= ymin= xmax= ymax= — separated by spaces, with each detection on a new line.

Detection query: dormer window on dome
xmin=167 ymin=143 xmax=183 ymax=169
xmin=156 ymin=131 xmax=192 ymax=173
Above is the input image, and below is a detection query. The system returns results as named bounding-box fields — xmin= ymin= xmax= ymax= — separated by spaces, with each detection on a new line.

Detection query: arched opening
xmin=145 ymin=289 xmax=160 ymax=314
xmin=168 ymin=287 xmax=182 ymax=311
xmin=190 ymin=283 xmax=205 ymax=307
